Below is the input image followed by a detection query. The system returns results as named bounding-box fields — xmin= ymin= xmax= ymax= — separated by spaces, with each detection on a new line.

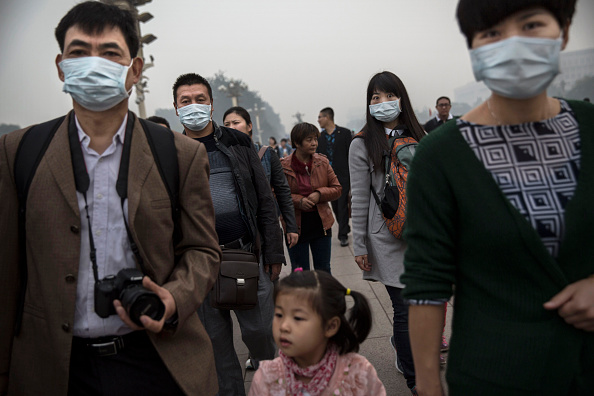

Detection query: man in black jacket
xmin=172 ymin=73 xmax=285 ymax=396
xmin=424 ymin=96 xmax=454 ymax=132
xmin=317 ymin=107 xmax=352 ymax=246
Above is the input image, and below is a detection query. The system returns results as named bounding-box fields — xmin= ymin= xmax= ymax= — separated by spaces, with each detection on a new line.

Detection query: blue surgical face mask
xmin=59 ymin=56 xmax=133 ymax=112
xmin=369 ymin=99 xmax=401 ymax=122
xmin=470 ymin=36 xmax=562 ymax=99
xmin=178 ymin=103 xmax=212 ymax=131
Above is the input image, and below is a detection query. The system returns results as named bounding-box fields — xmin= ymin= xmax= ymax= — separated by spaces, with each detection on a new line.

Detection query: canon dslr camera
xmin=95 ymin=268 xmax=165 ymax=326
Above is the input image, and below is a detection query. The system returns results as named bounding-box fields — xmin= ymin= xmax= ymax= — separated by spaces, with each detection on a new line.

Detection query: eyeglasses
xmin=437 ymin=103 xmax=451 ymax=108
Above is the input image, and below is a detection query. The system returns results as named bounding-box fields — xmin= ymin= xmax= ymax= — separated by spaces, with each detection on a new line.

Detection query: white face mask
xmin=59 ymin=56 xmax=133 ymax=112
xmin=178 ymin=103 xmax=212 ymax=131
xmin=470 ymin=36 xmax=562 ymax=99
xmin=369 ymin=99 xmax=401 ymax=123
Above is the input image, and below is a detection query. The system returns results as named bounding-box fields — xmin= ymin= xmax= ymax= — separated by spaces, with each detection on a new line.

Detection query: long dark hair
xmin=361 ymin=71 xmax=425 ymax=169
xmin=274 ymin=270 xmax=372 ymax=355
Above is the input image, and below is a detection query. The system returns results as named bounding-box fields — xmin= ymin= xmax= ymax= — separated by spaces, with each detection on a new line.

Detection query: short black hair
xmin=147 ymin=116 xmax=171 ymax=130
xmin=290 ymin=123 xmax=320 ymax=148
xmin=456 ymin=0 xmax=576 ymax=47
xmin=55 ymin=1 xmax=139 ymax=58
xmin=172 ymin=73 xmax=213 ymax=104
xmin=320 ymin=107 xmax=334 ymax=121
xmin=436 ymin=96 xmax=451 ymax=106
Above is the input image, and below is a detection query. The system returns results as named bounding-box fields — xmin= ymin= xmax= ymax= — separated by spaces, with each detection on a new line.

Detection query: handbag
xmin=211 ymin=248 xmax=260 ymax=310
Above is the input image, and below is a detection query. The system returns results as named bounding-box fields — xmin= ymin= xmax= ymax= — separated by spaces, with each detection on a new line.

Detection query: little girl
xmin=249 ymin=269 xmax=386 ymax=396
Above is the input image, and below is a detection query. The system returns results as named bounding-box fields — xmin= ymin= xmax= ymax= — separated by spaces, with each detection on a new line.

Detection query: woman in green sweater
xmin=401 ymin=0 xmax=594 ymax=395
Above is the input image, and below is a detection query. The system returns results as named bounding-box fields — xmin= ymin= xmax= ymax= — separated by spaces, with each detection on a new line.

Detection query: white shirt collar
xmin=75 ymin=114 xmax=128 ymax=148
xmin=435 ymin=113 xmax=453 ymax=122
xmin=384 ymin=127 xmax=404 ymax=137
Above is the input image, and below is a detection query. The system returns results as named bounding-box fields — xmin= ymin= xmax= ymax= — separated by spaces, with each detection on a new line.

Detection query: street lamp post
xmin=247 ymin=102 xmax=266 ymax=144
xmin=293 ymin=111 xmax=304 ymax=124
xmin=101 ymin=0 xmax=156 ymax=118
xmin=218 ymin=79 xmax=248 ymax=107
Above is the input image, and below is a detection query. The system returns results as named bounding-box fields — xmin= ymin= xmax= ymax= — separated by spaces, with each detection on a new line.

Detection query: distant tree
xmin=0 ymin=123 xmax=21 ymax=136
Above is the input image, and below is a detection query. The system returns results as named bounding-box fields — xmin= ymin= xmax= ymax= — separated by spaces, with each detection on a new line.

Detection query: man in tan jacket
xmin=0 ymin=2 xmax=221 ymax=395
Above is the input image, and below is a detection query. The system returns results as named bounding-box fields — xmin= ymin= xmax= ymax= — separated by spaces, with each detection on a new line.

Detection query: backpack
xmin=371 ymin=136 xmax=419 ymax=239
xmin=12 ymin=113 xmax=180 ymax=334
xmin=362 ymin=133 xmax=417 ymax=239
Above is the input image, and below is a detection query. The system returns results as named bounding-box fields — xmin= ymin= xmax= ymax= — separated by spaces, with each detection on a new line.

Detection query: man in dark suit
xmin=0 ymin=2 xmax=221 ymax=395
xmin=424 ymin=96 xmax=454 ymax=132
xmin=317 ymin=107 xmax=352 ymax=246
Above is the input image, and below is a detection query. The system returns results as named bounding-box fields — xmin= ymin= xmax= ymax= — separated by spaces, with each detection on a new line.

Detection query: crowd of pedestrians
xmin=1 ymin=0 xmax=593 ymax=395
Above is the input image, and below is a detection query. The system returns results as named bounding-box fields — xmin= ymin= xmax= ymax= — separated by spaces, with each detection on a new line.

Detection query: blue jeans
xmin=197 ymin=262 xmax=276 ymax=396
xmin=287 ymin=235 xmax=332 ymax=273
xmin=385 ymin=285 xmax=416 ymax=389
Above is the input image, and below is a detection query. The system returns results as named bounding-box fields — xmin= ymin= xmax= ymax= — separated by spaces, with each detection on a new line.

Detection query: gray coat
xmin=349 ymin=137 xmax=406 ymax=288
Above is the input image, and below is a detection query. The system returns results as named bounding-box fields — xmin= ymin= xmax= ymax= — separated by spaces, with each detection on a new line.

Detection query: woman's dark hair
xmin=274 ymin=270 xmax=372 ymax=355
xmin=456 ymin=0 xmax=576 ymax=47
xmin=146 ymin=116 xmax=171 ymax=130
xmin=55 ymin=1 xmax=139 ymax=58
xmin=223 ymin=106 xmax=253 ymax=135
xmin=361 ymin=71 xmax=425 ymax=169
xmin=290 ymin=123 xmax=321 ymax=148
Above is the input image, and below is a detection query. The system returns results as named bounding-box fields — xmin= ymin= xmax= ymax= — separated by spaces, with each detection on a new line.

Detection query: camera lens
xmin=120 ymin=284 xmax=165 ymax=327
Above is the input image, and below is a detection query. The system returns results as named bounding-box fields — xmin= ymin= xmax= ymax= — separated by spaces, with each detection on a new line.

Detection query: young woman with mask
xmin=349 ymin=71 xmax=427 ymax=396
xmin=401 ymin=1 xmax=594 ymax=395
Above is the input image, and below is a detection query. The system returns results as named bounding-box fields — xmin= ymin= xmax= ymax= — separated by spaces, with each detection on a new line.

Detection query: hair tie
xmin=345 ymin=288 xmax=351 ymax=296
xmin=294 ymin=267 xmax=303 ymax=272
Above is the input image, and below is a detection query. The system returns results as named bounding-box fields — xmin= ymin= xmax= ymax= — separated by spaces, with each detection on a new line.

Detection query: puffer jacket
xmin=280 ymin=152 xmax=342 ymax=234
xmin=212 ymin=122 xmax=285 ymax=265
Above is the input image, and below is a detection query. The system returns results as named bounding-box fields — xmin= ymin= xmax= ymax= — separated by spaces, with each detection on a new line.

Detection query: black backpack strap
xmin=139 ymin=118 xmax=182 ymax=247
xmin=13 ymin=115 xmax=66 ymax=334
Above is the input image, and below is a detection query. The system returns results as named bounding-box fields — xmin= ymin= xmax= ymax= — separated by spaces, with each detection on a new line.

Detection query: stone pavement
xmin=232 ymin=221 xmax=453 ymax=395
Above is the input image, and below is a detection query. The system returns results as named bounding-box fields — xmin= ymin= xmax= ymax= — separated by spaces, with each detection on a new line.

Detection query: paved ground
xmin=232 ymin=221 xmax=453 ymax=395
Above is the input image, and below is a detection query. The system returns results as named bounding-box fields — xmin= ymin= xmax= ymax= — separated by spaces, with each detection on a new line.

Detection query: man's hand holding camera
xmin=114 ymin=276 xmax=177 ymax=333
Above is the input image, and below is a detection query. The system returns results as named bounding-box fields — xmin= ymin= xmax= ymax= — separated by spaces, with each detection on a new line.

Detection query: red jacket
xmin=280 ymin=153 xmax=342 ymax=233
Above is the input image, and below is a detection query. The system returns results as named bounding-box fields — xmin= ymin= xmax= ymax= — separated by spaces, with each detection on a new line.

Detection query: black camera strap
xmin=68 ymin=112 xmax=146 ymax=284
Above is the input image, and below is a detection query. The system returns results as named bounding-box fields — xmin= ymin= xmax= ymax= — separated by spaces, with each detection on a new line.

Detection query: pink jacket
xmin=248 ymin=353 xmax=386 ymax=396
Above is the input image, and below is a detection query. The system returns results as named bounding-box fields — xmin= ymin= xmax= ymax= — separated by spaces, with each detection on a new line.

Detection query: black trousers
xmin=331 ymin=177 xmax=351 ymax=239
xmin=68 ymin=331 xmax=185 ymax=396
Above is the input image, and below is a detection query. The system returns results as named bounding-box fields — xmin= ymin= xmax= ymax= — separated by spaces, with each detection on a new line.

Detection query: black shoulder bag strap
xmin=138 ymin=118 xmax=181 ymax=247
xmin=370 ymin=135 xmax=397 ymax=208
xmin=13 ymin=115 xmax=66 ymax=334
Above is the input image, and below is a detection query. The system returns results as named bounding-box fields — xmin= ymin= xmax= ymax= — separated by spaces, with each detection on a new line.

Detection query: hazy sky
xmin=1 ymin=0 xmax=593 ymax=134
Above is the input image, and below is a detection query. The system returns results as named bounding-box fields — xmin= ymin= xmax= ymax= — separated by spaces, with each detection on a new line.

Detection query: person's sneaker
xmin=440 ymin=354 xmax=446 ymax=367
xmin=441 ymin=335 xmax=449 ymax=352
xmin=410 ymin=386 xmax=419 ymax=396
xmin=339 ymin=237 xmax=348 ymax=247
xmin=389 ymin=336 xmax=404 ymax=374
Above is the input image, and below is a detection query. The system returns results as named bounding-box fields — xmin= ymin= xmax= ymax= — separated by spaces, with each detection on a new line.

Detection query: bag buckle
xmin=237 ymin=278 xmax=245 ymax=286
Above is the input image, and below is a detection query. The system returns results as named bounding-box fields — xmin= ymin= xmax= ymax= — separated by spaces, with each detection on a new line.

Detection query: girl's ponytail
xmin=346 ymin=290 xmax=372 ymax=347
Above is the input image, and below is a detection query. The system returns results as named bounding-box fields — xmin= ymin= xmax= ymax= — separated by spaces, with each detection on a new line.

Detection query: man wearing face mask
xmin=0 ymin=2 xmax=221 ymax=395
xmin=172 ymin=73 xmax=285 ymax=396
